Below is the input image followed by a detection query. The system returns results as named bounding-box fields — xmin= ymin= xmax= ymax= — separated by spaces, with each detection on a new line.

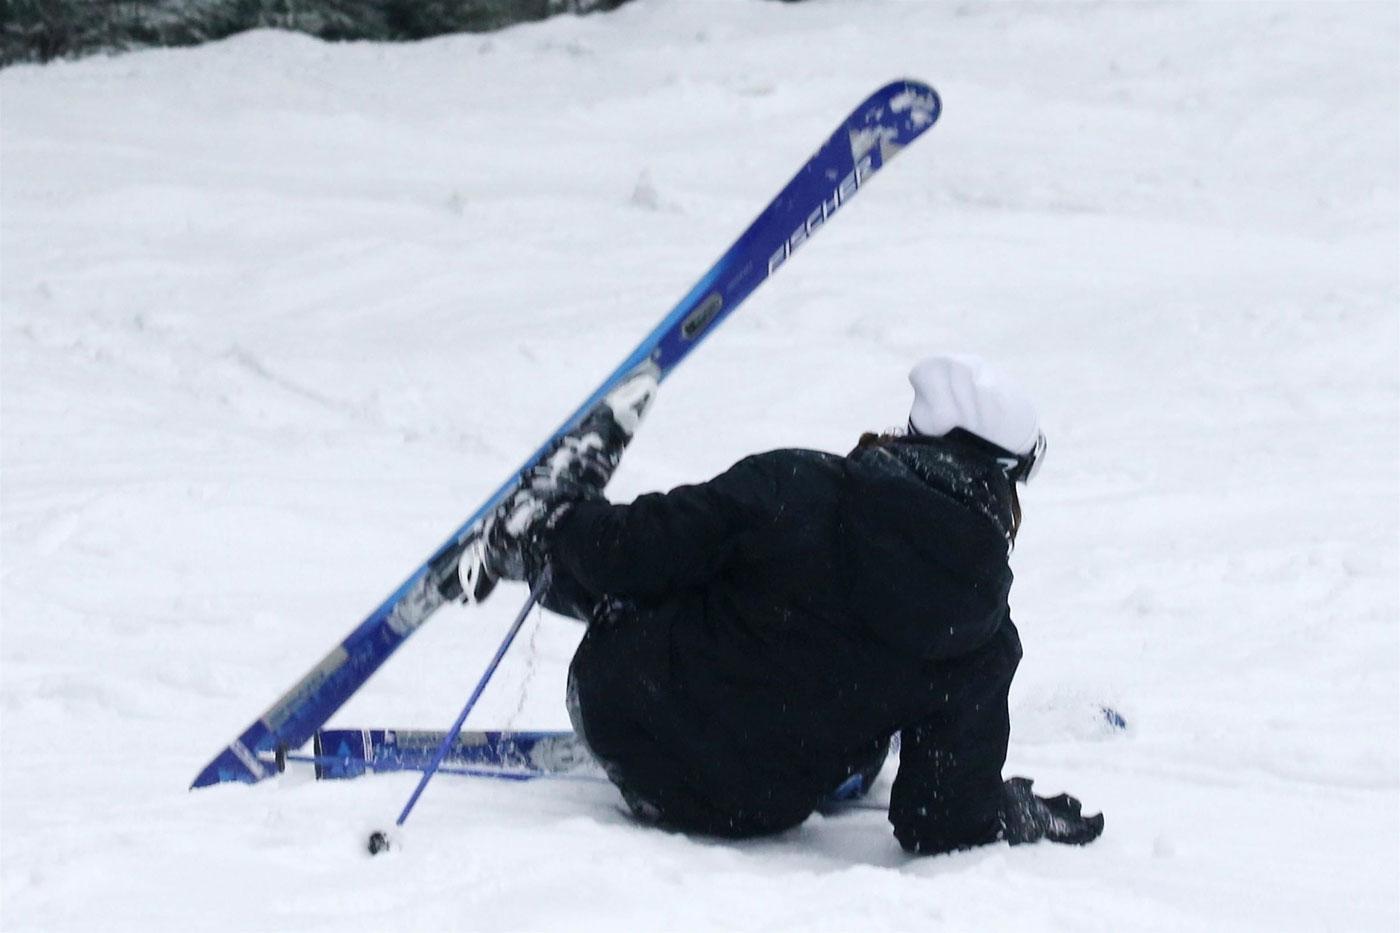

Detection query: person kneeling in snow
xmin=460 ymin=354 xmax=1102 ymax=855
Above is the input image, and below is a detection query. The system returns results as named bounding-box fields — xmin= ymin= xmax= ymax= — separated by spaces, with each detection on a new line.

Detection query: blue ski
xmin=295 ymin=728 xmax=883 ymax=804
xmin=191 ymin=79 xmax=942 ymax=789
xmin=305 ymin=728 xmax=598 ymax=780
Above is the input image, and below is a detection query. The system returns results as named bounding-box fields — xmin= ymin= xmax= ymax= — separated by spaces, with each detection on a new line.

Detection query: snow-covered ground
xmin=2 ymin=1 xmax=1397 ymax=929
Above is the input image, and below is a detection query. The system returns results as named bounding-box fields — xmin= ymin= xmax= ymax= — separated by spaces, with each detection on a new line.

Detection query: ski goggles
xmin=1005 ymin=431 xmax=1047 ymax=485
xmin=935 ymin=426 xmax=1047 ymax=485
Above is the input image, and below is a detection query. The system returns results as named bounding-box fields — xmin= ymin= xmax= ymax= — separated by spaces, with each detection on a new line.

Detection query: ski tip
xmin=899 ymin=77 xmax=939 ymax=95
xmin=888 ymin=76 xmax=936 ymax=92
xmin=884 ymin=79 xmax=942 ymax=122
xmin=849 ymin=79 xmax=941 ymax=149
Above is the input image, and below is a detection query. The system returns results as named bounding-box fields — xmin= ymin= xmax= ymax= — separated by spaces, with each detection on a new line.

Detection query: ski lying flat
xmin=296 ymin=728 xmax=878 ymax=804
xmin=298 ymin=708 xmax=1130 ymax=782
xmin=192 ymin=78 xmax=942 ymax=789
xmin=305 ymin=728 xmax=600 ymax=780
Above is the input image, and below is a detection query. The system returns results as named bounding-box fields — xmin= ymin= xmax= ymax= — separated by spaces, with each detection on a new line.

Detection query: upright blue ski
xmin=192 ymin=79 xmax=942 ymax=789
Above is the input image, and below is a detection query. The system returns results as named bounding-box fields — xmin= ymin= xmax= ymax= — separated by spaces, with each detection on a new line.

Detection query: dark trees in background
xmin=0 ymin=0 xmax=633 ymax=67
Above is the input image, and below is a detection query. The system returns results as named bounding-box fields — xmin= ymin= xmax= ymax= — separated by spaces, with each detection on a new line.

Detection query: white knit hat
xmin=907 ymin=354 xmax=1040 ymax=456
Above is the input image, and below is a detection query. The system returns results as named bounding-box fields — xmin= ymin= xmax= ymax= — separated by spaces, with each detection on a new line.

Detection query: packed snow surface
xmin=2 ymin=1 xmax=1397 ymax=930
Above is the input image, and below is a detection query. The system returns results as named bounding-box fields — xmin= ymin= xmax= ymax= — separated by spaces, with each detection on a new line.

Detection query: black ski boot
xmin=458 ymin=362 xmax=660 ymax=603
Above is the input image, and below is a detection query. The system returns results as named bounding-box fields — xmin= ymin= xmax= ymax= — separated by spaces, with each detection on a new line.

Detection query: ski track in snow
xmin=2 ymin=1 xmax=1397 ymax=930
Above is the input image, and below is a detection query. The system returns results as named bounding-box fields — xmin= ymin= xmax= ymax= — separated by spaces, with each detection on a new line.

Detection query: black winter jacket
xmin=545 ymin=434 xmax=1024 ymax=854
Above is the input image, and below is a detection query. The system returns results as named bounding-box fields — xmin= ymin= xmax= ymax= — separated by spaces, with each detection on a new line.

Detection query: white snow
xmin=2 ymin=1 xmax=1397 ymax=930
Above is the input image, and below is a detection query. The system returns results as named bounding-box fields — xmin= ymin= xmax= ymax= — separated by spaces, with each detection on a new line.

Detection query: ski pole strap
xmin=394 ymin=569 xmax=551 ymax=827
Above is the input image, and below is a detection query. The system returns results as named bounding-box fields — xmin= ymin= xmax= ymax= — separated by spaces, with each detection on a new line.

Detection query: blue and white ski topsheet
xmin=308 ymin=728 xmax=599 ymax=781
xmin=192 ymin=79 xmax=941 ymax=789
xmin=301 ymin=728 xmax=885 ymax=805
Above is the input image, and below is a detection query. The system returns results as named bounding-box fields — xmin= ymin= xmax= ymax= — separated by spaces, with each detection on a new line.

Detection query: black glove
xmin=1000 ymin=777 xmax=1104 ymax=846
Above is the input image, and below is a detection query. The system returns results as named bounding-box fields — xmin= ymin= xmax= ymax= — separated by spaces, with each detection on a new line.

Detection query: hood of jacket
xmin=839 ymin=435 xmax=1015 ymax=661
